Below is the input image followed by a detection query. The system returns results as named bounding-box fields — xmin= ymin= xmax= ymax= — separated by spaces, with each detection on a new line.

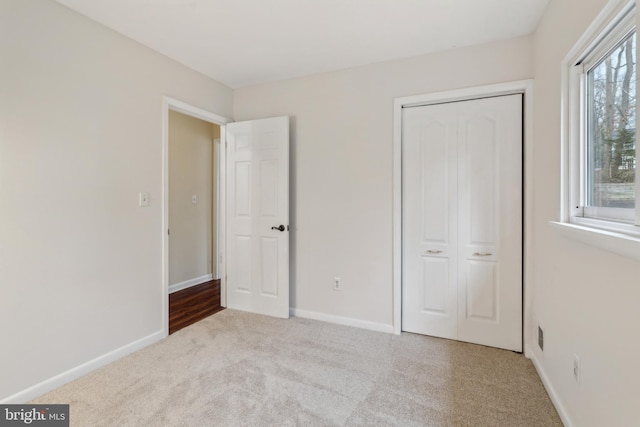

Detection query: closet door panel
xmin=457 ymin=95 xmax=522 ymax=352
xmin=402 ymin=103 xmax=458 ymax=339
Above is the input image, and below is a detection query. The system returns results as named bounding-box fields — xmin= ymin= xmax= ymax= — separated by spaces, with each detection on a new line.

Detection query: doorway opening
xmin=162 ymin=97 xmax=231 ymax=336
xmin=168 ymin=111 xmax=219 ymax=293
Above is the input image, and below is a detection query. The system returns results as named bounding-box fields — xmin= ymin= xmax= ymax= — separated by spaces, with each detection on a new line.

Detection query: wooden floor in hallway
xmin=169 ymin=279 xmax=223 ymax=334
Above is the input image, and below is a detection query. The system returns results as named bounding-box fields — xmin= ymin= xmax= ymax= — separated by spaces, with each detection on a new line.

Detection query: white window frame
xmin=562 ymin=0 xmax=640 ymax=235
xmin=556 ymin=0 xmax=640 ymax=261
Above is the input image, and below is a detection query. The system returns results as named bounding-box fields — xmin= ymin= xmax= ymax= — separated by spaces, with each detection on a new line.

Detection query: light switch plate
xmin=139 ymin=192 xmax=150 ymax=207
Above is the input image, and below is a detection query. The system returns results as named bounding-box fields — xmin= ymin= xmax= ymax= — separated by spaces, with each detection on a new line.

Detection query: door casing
xmin=392 ymin=80 xmax=535 ymax=356
xmin=162 ymin=97 xmax=231 ymax=337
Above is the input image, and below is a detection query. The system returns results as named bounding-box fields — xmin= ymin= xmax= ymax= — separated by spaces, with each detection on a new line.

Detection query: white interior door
xmin=402 ymin=95 xmax=522 ymax=352
xmin=226 ymin=116 xmax=289 ymax=318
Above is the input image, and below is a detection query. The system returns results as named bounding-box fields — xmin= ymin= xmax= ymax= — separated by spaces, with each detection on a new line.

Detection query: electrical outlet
xmin=573 ymin=354 xmax=581 ymax=383
xmin=333 ymin=277 xmax=342 ymax=291
xmin=538 ymin=326 xmax=544 ymax=351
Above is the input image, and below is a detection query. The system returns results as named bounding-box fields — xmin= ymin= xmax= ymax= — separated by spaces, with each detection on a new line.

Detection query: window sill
xmin=549 ymin=221 xmax=640 ymax=261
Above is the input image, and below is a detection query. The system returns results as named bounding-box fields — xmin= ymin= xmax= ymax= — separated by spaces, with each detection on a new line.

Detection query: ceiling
xmin=55 ymin=0 xmax=549 ymax=89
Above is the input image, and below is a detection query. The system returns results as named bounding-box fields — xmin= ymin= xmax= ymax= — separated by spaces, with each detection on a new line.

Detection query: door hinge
xmin=168 ymin=229 xmax=170 ymax=235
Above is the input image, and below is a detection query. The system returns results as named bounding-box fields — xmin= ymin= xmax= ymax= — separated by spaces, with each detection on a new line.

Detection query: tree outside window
xmin=587 ymin=31 xmax=636 ymax=209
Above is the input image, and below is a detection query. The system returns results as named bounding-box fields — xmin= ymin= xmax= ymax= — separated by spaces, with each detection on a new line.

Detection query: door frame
xmin=161 ymin=97 xmax=232 ymax=337
xmin=392 ymin=80 xmax=535 ymax=356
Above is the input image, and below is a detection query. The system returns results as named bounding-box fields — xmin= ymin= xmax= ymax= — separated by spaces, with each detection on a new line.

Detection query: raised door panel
xmin=467 ymin=117 xmax=498 ymax=246
xmin=235 ymin=162 xmax=252 ymax=217
xmin=260 ymin=160 xmax=278 ymax=217
xmin=227 ymin=126 xmax=253 ymax=308
xmin=421 ymin=121 xmax=450 ymax=244
xmin=259 ymin=237 xmax=278 ymax=296
xmin=465 ymin=260 xmax=498 ymax=321
xmin=234 ymin=236 xmax=252 ymax=293
xmin=421 ymin=257 xmax=449 ymax=314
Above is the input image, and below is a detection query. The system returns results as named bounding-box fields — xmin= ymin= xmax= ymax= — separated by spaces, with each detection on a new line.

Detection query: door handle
xmin=473 ymin=252 xmax=493 ymax=257
xmin=271 ymin=225 xmax=285 ymax=232
xmin=425 ymin=250 xmax=443 ymax=254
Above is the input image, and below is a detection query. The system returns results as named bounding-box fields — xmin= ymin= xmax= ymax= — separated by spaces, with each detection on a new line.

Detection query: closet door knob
xmin=271 ymin=225 xmax=285 ymax=232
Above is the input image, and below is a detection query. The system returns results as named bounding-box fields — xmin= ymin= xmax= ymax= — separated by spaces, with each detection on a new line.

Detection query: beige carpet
xmin=32 ymin=310 xmax=561 ymax=426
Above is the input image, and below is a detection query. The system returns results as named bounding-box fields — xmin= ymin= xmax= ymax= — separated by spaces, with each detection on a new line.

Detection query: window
xmin=567 ymin=1 xmax=640 ymax=234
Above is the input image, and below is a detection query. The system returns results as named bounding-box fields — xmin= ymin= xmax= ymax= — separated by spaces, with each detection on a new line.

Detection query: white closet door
xmin=402 ymin=102 xmax=459 ymax=339
xmin=457 ymin=95 xmax=522 ymax=351
xmin=402 ymin=95 xmax=522 ymax=352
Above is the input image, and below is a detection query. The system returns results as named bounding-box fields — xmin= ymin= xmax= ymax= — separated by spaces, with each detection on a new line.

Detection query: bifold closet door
xmin=402 ymin=101 xmax=459 ymax=340
xmin=402 ymin=94 xmax=522 ymax=352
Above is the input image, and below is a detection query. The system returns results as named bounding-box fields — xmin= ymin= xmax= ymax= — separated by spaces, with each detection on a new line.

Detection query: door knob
xmin=271 ymin=225 xmax=285 ymax=232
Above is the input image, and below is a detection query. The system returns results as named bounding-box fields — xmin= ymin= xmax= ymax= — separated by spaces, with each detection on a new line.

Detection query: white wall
xmin=234 ymin=37 xmax=533 ymax=328
xmin=0 ymin=0 xmax=232 ymax=401
xmin=7 ymin=1 xmax=636 ymax=421
xmin=531 ymin=1 xmax=640 ymax=425
xmin=168 ymin=111 xmax=216 ymax=287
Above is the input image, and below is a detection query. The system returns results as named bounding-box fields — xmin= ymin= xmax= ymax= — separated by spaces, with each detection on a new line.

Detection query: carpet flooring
xmin=32 ymin=310 xmax=562 ymax=426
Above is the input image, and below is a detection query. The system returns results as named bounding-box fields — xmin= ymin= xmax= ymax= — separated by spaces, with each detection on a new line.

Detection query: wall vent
xmin=538 ymin=326 xmax=544 ymax=351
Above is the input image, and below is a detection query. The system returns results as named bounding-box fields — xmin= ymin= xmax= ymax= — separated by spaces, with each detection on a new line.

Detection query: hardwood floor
xmin=169 ymin=279 xmax=223 ymax=334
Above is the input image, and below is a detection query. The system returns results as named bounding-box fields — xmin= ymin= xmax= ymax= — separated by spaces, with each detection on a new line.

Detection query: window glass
xmin=586 ymin=31 xmax=636 ymax=209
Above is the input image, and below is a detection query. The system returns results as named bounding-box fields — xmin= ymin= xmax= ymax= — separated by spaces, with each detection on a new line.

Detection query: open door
xmin=225 ymin=116 xmax=289 ymax=318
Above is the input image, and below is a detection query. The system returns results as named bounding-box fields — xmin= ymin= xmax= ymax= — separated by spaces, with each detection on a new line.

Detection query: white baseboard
xmin=0 ymin=330 xmax=165 ymax=404
xmin=168 ymin=274 xmax=213 ymax=294
xmin=524 ymin=343 xmax=532 ymax=359
xmin=529 ymin=352 xmax=573 ymax=427
xmin=290 ymin=308 xmax=394 ymax=334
